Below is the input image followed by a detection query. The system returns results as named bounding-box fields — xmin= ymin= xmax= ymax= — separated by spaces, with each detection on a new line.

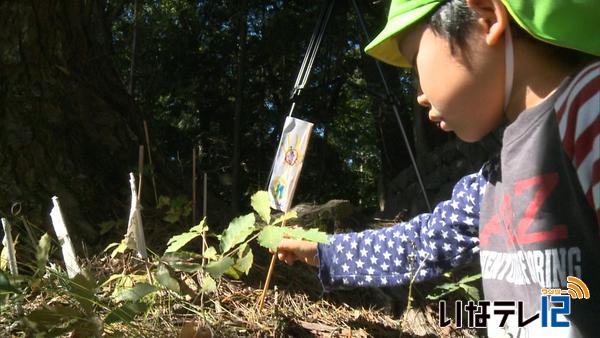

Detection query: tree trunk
xmin=0 ymin=1 xmax=141 ymax=241
xmin=231 ymin=1 xmax=247 ymax=215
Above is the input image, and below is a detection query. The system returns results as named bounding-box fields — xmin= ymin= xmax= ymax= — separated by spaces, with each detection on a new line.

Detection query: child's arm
xmin=314 ymin=167 xmax=488 ymax=291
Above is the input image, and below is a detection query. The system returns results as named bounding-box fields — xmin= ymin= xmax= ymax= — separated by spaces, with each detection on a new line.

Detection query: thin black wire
xmin=266 ymin=0 xmax=335 ymax=190
xmin=288 ymin=0 xmax=334 ymax=117
xmin=351 ymin=0 xmax=432 ymax=212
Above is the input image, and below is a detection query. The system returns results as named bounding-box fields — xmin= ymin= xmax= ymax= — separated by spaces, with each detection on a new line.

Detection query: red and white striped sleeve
xmin=554 ymin=61 xmax=600 ymax=223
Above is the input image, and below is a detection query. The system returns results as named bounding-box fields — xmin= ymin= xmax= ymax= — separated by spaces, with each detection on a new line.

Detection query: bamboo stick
xmin=143 ymin=120 xmax=159 ymax=205
xmin=203 ymin=172 xmax=208 ymax=220
xmin=192 ymin=147 xmax=197 ymax=227
xmin=137 ymin=145 xmax=144 ymax=201
xmin=257 ymin=219 xmax=287 ymax=311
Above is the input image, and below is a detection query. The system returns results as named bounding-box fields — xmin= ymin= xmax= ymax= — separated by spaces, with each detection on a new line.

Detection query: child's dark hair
xmin=427 ymin=0 xmax=594 ymax=67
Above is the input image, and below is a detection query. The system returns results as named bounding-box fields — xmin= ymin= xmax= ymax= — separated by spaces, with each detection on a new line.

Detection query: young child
xmin=275 ymin=0 xmax=599 ymax=337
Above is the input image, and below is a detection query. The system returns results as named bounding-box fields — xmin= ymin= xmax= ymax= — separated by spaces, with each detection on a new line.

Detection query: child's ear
xmin=466 ymin=0 xmax=508 ymax=46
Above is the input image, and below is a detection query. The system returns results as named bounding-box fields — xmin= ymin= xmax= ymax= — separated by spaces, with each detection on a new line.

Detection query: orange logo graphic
xmin=541 ymin=276 xmax=590 ymax=299
xmin=565 ymin=276 xmax=590 ymax=299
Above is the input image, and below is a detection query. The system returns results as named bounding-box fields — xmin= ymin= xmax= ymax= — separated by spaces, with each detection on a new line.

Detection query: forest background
xmin=0 ymin=0 xmax=495 ymax=251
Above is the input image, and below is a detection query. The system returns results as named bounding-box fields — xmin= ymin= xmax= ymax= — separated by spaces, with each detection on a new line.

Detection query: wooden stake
xmin=257 ymin=219 xmax=286 ymax=311
xmin=192 ymin=147 xmax=197 ymax=227
xmin=143 ymin=120 xmax=159 ymax=205
xmin=1 ymin=218 xmax=19 ymax=276
xmin=137 ymin=145 xmax=144 ymax=201
xmin=200 ymin=171 xmax=208 ymax=310
xmin=203 ymin=172 xmax=208 ymax=220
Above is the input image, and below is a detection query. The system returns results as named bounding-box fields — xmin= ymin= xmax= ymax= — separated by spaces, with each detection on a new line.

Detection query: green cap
xmin=364 ymin=0 xmax=444 ymax=68
xmin=365 ymin=0 xmax=600 ymax=68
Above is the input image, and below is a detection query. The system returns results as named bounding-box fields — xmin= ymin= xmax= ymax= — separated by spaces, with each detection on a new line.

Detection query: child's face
xmin=398 ymin=21 xmax=506 ymax=142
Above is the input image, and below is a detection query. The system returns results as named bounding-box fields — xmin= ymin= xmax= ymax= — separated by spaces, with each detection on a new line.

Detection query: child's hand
xmin=273 ymin=239 xmax=319 ymax=267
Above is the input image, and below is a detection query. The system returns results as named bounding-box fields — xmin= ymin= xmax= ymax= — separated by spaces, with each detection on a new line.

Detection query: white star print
xmin=383 ymin=251 xmax=391 ymax=260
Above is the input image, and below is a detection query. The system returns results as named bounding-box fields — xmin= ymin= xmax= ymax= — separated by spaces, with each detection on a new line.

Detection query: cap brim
xmin=365 ymin=2 xmax=441 ymax=68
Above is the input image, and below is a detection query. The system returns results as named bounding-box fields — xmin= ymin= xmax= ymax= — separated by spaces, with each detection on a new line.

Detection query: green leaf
xmin=460 ymin=284 xmax=480 ymax=301
xmin=164 ymin=231 xmax=202 ymax=253
xmin=219 ymin=213 xmax=255 ymax=253
xmin=164 ymin=219 xmax=206 ymax=253
xmin=203 ymin=246 xmax=218 ymax=261
xmin=99 ymin=220 xmax=122 ymax=235
xmin=224 ymin=267 xmax=241 ymax=279
xmin=251 ymin=191 xmax=271 ymax=224
xmin=114 ymin=283 xmax=158 ymax=302
xmin=168 ymin=261 xmax=203 ymax=273
xmin=292 ymin=227 xmax=329 ymax=244
xmin=257 ymin=226 xmax=329 ymax=251
xmin=234 ymin=250 xmax=253 ymax=276
xmin=189 ymin=218 xmax=207 ymax=233
xmin=204 ymin=257 xmax=234 ymax=279
xmin=100 ymin=273 xmax=127 ymax=288
xmin=458 ymin=273 xmax=481 ymax=284
xmin=25 ymin=305 xmax=82 ymax=329
xmin=105 ymin=302 xmax=148 ymax=324
xmin=425 ymin=283 xmax=461 ymax=300
xmin=257 ymin=225 xmax=286 ymax=251
xmin=68 ymin=274 xmax=98 ymax=314
xmin=36 ymin=233 xmax=51 ymax=274
xmin=272 ymin=210 xmax=298 ymax=225
xmin=109 ymin=239 xmax=129 ymax=258
xmin=163 ymin=210 xmax=182 ymax=224
xmin=155 ymin=264 xmax=180 ymax=293
xmin=0 ymin=270 xmax=20 ymax=294
xmin=162 ymin=249 xmax=204 ymax=272
xmin=200 ymin=275 xmax=217 ymax=293
xmin=157 ymin=195 xmax=171 ymax=209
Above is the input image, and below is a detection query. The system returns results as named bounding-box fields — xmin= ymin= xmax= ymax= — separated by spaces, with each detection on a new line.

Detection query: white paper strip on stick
xmin=267 ymin=117 xmax=314 ymax=212
xmin=1 ymin=218 xmax=19 ymax=275
xmin=49 ymin=196 xmax=81 ymax=278
xmin=125 ymin=172 xmax=148 ymax=258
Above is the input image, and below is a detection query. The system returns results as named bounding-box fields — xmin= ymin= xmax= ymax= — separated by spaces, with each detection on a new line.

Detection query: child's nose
xmin=417 ymin=93 xmax=430 ymax=108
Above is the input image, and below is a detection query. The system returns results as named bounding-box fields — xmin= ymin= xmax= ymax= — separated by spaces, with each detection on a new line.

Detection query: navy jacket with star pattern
xmin=317 ymin=170 xmax=484 ymax=290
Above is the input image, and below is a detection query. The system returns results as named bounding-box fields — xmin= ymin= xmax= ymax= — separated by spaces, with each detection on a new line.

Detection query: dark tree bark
xmin=0 ymin=1 xmax=141 ymax=241
xmin=231 ymin=1 xmax=247 ymax=215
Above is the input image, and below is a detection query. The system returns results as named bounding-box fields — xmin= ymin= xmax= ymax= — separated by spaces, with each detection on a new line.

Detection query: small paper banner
xmin=267 ymin=117 xmax=313 ymax=212
xmin=125 ymin=173 xmax=148 ymax=258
